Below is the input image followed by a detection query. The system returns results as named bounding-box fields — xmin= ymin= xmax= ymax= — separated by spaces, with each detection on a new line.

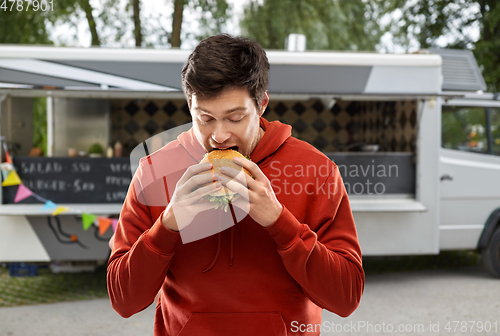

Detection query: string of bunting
xmin=1 ymin=139 xmax=118 ymax=235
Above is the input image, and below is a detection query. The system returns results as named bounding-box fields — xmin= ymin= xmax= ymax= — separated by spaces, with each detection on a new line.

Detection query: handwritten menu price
xmin=1 ymin=0 xmax=53 ymax=12
xmin=3 ymin=157 xmax=132 ymax=204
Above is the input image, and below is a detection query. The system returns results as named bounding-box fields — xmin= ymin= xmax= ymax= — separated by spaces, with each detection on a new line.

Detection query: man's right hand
xmin=162 ymin=162 xmax=221 ymax=231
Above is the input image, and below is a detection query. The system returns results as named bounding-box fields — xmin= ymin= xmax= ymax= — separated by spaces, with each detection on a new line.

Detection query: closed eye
xmin=199 ymin=115 xmax=245 ymax=123
xmin=199 ymin=117 xmax=214 ymax=124
xmin=229 ymin=115 xmax=245 ymax=123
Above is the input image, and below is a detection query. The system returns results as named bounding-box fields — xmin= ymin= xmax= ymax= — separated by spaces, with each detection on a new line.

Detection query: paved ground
xmin=321 ymin=265 xmax=500 ymax=335
xmin=0 ymin=265 xmax=498 ymax=336
xmin=0 ymin=298 xmax=155 ymax=336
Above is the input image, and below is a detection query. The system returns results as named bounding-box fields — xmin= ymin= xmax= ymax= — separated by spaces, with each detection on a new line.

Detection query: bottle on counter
xmin=106 ymin=146 xmax=114 ymax=158
xmin=68 ymin=148 xmax=78 ymax=157
xmin=114 ymin=141 xmax=122 ymax=157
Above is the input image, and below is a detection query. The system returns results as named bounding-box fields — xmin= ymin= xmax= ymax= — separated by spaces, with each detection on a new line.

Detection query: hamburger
xmin=198 ymin=149 xmax=252 ymax=212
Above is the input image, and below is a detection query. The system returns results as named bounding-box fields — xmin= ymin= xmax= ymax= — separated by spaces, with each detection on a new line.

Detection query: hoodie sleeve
xmin=107 ymin=169 xmax=181 ymax=318
xmin=264 ymin=165 xmax=364 ymax=318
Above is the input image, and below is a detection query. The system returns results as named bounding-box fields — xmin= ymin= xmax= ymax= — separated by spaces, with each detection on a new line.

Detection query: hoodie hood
xmin=175 ymin=117 xmax=292 ymax=272
xmin=251 ymin=117 xmax=292 ymax=165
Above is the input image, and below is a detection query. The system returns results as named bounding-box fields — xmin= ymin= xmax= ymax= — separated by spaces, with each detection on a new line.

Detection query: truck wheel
xmin=483 ymin=226 xmax=500 ymax=278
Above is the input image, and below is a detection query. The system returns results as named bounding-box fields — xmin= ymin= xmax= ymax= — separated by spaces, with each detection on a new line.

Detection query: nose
xmin=212 ymin=122 xmax=231 ymax=144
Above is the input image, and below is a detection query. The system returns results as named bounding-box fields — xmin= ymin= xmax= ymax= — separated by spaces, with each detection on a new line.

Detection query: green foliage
xmin=32 ymin=97 xmax=47 ymax=156
xmin=192 ymin=0 xmax=230 ymax=41
xmin=379 ymin=0 xmax=500 ymax=92
xmin=0 ymin=8 xmax=52 ymax=44
xmin=1 ymin=0 xmax=231 ymax=48
xmin=240 ymin=0 xmax=382 ymax=51
xmin=473 ymin=1 xmax=500 ymax=92
xmin=88 ymin=143 xmax=104 ymax=154
xmin=377 ymin=0 xmax=479 ymax=50
xmin=0 ymin=0 xmax=101 ymax=46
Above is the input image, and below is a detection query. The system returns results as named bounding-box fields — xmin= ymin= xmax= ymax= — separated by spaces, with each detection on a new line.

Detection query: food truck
xmin=0 ymin=46 xmax=499 ymax=277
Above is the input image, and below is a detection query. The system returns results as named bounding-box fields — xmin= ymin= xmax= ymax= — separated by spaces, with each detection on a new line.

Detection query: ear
xmin=259 ymin=91 xmax=269 ymax=117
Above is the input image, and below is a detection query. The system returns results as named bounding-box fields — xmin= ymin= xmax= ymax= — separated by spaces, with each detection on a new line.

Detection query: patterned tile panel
xmin=110 ymin=98 xmax=418 ymax=156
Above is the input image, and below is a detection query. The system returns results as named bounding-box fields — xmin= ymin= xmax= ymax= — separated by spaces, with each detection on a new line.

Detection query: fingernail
xmin=213 ymin=173 xmax=219 ymax=178
xmin=220 ymin=167 xmax=226 ymax=173
xmin=207 ymin=163 xmax=212 ymax=168
xmin=215 ymin=182 xmax=221 ymax=187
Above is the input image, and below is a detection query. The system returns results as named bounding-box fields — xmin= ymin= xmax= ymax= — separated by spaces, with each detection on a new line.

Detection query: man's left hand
xmin=217 ymin=157 xmax=282 ymax=227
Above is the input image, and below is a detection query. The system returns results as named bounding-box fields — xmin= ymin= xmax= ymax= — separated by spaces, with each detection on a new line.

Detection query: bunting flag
xmin=111 ymin=219 xmax=119 ymax=232
xmin=82 ymin=213 xmax=97 ymax=231
xmin=2 ymin=141 xmax=13 ymax=164
xmin=41 ymin=200 xmax=58 ymax=211
xmin=1 ymin=170 xmax=22 ymax=187
xmin=14 ymin=184 xmax=33 ymax=203
xmin=1 ymin=169 xmax=10 ymax=180
xmin=98 ymin=217 xmax=113 ymax=236
xmin=52 ymin=206 xmax=70 ymax=216
xmin=4 ymin=149 xmax=12 ymax=164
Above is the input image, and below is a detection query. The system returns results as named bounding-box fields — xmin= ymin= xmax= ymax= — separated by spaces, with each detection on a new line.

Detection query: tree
xmin=195 ymin=0 xmax=230 ymax=40
xmin=44 ymin=0 xmax=102 ymax=46
xmin=240 ymin=0 xmax=382 ymax=51
xmin=132 ymin=0 xmax=143 ymax=46
xmin=2 ymin=0 xmax=230 ymax=49
xmin=473 ymin=1 xmax=500 ymax=92
xmin=78 ymin=0 xmax=101 ymax=46
xmin=171 ymin=0 xmax=185 ymax=47
xmin=379 ymin=0 xmax=500 ymax=92
xmin=0 ymin=9 xmax=52 ymax=44
xmin=170 ymin=0 xmax=230 ymax=48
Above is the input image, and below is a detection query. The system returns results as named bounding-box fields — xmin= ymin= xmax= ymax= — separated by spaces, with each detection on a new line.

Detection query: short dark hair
xmin=181 ymin=34 xmax=269 ymax=109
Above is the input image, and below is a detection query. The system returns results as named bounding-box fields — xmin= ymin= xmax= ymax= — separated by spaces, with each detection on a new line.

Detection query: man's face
xmin=190 ymin=87 xmax=269 ymax=157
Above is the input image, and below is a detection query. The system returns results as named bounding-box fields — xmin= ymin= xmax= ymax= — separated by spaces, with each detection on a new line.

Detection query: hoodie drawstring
xmin=230 ymin=226 xmax=234 ymax=267
xmin=203 ymin=211 xmax=222 ymax=273
xmin=203 ymin=203 xmax=238 ymax=273
xmin=228 ymin=203 xmax=237 ymax=267
xmin=202 ymin=231 xmax=222 ymax=273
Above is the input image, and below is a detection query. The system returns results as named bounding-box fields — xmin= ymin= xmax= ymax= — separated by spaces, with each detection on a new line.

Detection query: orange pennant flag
xmin=98 ymin=217 xmax=113 ymax=236
xmin=5 ymin=149 xmax=12 ymax=164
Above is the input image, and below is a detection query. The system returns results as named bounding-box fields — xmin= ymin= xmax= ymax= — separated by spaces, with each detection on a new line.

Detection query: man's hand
xmin=217 ymin=157 xmax=282 ymax=227
xmin=162 ymin=163 xmax=222 ymax=231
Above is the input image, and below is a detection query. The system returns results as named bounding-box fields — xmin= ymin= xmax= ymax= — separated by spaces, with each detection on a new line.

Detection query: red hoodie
xmin=107 ymin=117 xmax=364 ymax=336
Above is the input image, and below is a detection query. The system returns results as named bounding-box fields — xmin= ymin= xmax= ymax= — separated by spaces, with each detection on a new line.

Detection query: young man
xmin=107 ymin=34 xmax=364 ymax=336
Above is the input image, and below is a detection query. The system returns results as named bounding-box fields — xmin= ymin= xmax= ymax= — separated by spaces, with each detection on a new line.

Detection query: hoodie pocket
xmin=177 ymin=311 xmax=287 ymax=336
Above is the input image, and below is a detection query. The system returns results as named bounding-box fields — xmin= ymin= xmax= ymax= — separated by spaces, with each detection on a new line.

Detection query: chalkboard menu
xmin=325 ymin=153 xmax=416 ymax=195
xmin=2 ymin=157 xmax=132 ymax=204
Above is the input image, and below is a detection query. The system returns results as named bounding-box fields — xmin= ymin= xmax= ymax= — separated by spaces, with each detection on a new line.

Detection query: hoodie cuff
xmin=144 ymin=210 xmax=181 ymax=256
xmin=265 ymin=205 xmax=304 ymax=250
